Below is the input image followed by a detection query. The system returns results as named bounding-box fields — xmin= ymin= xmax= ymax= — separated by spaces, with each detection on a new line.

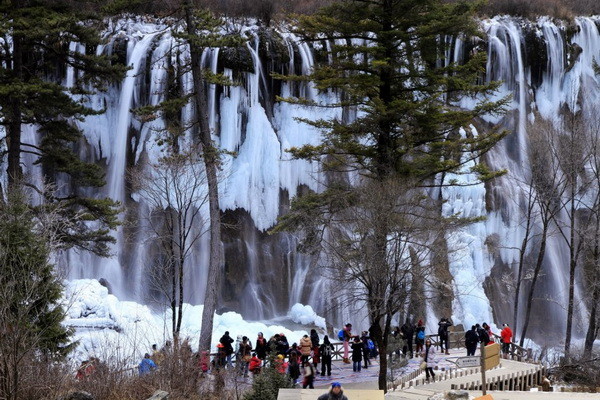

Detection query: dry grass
xmin=11 ymin=349 xmax=248 ymax=400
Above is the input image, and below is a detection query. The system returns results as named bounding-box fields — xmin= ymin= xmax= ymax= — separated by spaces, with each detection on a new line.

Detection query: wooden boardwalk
xmin=393 ymin=359 xmax=545 ymax=391
xmin=387 ymin=359 xmax=547 ymax=399
xmin=387 ymin=389 xmax=600 ymax=399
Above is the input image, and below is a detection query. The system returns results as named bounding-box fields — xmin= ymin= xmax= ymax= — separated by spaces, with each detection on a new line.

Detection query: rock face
xmin=146 ymin=390 xmax=169 ymax=400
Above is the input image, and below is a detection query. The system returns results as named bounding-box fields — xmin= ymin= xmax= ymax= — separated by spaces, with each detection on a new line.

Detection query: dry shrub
xmin=552 ymin=353 xmax=600 ymax=389
xmin=58 ymin=346 xmax=246 ymax=400
xmin=6 ymin=358 xmax=73 ymax=400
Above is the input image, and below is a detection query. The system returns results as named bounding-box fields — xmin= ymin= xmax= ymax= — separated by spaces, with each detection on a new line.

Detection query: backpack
xmin=417 ymin=329 xmax=425 ymax=340
xmin=322 ymin=344 xmax=332 ymax=357
xmin=338 ymin=330 xmax=345 ymax=341
xmin=367 ymin=339 xmax=375 ymax=350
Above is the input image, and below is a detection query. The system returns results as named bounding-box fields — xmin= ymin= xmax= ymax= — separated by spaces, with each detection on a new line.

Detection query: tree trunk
xmin=584 ymin=283 xmax=599 ymax=354
xmin=7 ymin=24 xmax=23 ymax=184
xmin=565 ymin=181 xmax=577 ymax=355
xmin=177 ymin=251 xmax=184 ymax=335
xmin=584 ymin=219 xmax=600 ymax=354
xmin=183 ymin=1 xmax=223 ymax=353
xmin=519 ymin=219 xmax=548 ymax=347
xmin=514 ymin=187 xmax=535 ymax=335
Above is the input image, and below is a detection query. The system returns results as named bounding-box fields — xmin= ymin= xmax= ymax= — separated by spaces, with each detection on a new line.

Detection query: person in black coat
xmin=476 ymin=323 xmax=490 ymax=344
xmin=219 ymin=331 xmax=235 ymax=368
xmin=400 ymin=319 xmax=415 ymax=358
xmin=310 ymin=329 xmax=320 ymax=369
xmin=255 ymin=332 xmax=268 ymax=360
xmin=465 ymin=325 xmax=479 ymax=356
xmin=360 ymin=331 xmax=371 ymax=368
xmin=319 ymin=335 xmax=334 ymax=376
xmin=438 ymin=317 xmax=453 ymax=355
xmin=351 ymin=337 xmax=363 ymax=372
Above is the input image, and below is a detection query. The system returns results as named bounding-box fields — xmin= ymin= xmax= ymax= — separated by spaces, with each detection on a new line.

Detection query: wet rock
xmin=58 ymin=392 xmax=94 ymax=400
xmin=445 ymin=390 xmax=469 ymax=400
xmin=146 ymin=390 xmax=169 ymax=400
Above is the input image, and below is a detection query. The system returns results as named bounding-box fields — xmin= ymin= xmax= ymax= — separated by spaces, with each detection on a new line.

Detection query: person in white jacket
xmin=422 ymin=338 xmax=437 ymax=382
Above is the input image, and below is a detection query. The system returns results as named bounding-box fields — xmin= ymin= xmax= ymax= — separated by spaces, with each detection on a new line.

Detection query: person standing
xmin=320 ymin=335 xmax=334 ymax=376
xmin=482 ymin=322 xmax=495 ymax=345
xmin=288 ymin=345 xmax=301 ymax=385
xmin=401 ymin=318 xmax=415 ymax=358
xmin=476 ymin=323 xmax=490 ymax=345
xmin=500 ymin=323 xmax=513 ymax=358
xmin=351 ymin=337 xmax=363 ymax=372
xmin=342 ymin=323 xmax=353 ymax=363
xmin=249 ymin=353 xmax=262 ymax=375
xmin=422 ymin=338 xmax=437 ymax=382
xmin=219 ymin=331 xmax=235 ymax=368
xmin=275 ymin=354 xmax=288 ymax=374
xmin=465 ymin=325 xmax=479 ymax=356
xmin=238 ymin=336 xmax=252 ymax=377
xmin=318 ymin=382 xmax=348 ymax=400
xmin=415 ymin=320 xmax=426 ymax=353
xmin=310 ymin=329 xmax=320 ymax=369
xmin=215 ymin=343 xmax=227 ymax=369
xmin=255 ymin=332 xmax=268 ymax=361
xmin=138 ymin=353 xmax=157 ymax=376
xmin=360 ymin=331 xmax=371 ymax=368
xmin=302 ymin=361 xmax=316 ymax=389
xmin=437 ymin=317 xmax=453 ymax=355
xmin=299 ymin=334 xmax=313 ymax=365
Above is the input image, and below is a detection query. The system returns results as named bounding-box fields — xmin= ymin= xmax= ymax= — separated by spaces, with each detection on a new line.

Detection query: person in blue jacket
xmin=138 ymin=353 xmax=157 ymax=375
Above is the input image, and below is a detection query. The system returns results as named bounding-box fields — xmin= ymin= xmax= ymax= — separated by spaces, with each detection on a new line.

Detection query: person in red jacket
xmin=249 ymin=353 xmax=262 ymax=375
xmin=500 ymin=323 xmax=513 ymax=358
xmin=274 ymin=354 xmax=288 ymax=374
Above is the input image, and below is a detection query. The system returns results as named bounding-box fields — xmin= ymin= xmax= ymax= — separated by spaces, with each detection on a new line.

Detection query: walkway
xmin=389 ymin=359 xmax=545 ymax=392
xmin=387 ymin=390 xmax=600 ymax=399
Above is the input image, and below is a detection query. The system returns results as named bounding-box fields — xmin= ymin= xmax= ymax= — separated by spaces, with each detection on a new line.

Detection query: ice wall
xmin=7 ymin=16 xmax=600 ymax=340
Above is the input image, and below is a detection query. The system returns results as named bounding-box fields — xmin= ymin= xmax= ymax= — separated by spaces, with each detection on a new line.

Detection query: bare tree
xmin=277 ymin=176 xmax=454 ymax=389
xmin=519 ymin=118 xmax=566 ymax=347
xmin=129 ymin=150 xmax=209 ymax=341
xmin=511 ymin=179 xmax=537 ymax=336
xmin=553 ymin=113 xmax=593 ymax=355
xmin=580 ymin=110 xmax=600 ymax=354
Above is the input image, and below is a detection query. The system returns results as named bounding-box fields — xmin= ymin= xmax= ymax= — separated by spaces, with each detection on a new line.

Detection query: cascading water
xmin=9 ymin=15 xmax=600 ymax=341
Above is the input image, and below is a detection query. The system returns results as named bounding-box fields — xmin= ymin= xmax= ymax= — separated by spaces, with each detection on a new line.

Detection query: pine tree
xmin=0 ymin=188 xmax=73 ymax=400
xmin=276 ymin=0 xmax=508 ymax=390
xmin=243 ymin=352 xmax=294 ymax=400
xmin=0 ymin=0 xmax=126 ymax=256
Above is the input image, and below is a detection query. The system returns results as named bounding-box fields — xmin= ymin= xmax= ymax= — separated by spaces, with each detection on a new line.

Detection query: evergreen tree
xmin=0 ymin=0 xmax=126 ymax=256
xmin=243 ymin=352 xmax=294 ymax=400
xmin=276 ymin=0 xmax=508 ymax=390
xmin=0 ymin=188 xmax=73 ymax=400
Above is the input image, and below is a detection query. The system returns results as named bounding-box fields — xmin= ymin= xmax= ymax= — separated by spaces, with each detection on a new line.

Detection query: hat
xmin=331 ymin=382 xmax=341 ymax=388
xmin=217 ymin=343 xmax=224 ymax=348
xmin=277 ymin=354 xmax=284 ymax=359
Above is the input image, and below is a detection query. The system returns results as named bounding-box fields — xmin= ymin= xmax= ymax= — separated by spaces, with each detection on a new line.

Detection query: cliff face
xmin=12 ymin=15 xmax=600 ymax=341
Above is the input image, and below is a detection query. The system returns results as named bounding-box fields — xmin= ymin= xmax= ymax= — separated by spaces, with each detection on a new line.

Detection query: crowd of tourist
xmin=84 ymin=318 xmax=514 ymax=389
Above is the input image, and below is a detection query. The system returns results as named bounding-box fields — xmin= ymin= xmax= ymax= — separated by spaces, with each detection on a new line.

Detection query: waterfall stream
xmin=8 ymin=16 xmax=600 ymax=341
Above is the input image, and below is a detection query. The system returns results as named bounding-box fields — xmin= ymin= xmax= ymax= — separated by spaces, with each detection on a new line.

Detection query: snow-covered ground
xmin=61 ymin=279 xmax=327 ymax=367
